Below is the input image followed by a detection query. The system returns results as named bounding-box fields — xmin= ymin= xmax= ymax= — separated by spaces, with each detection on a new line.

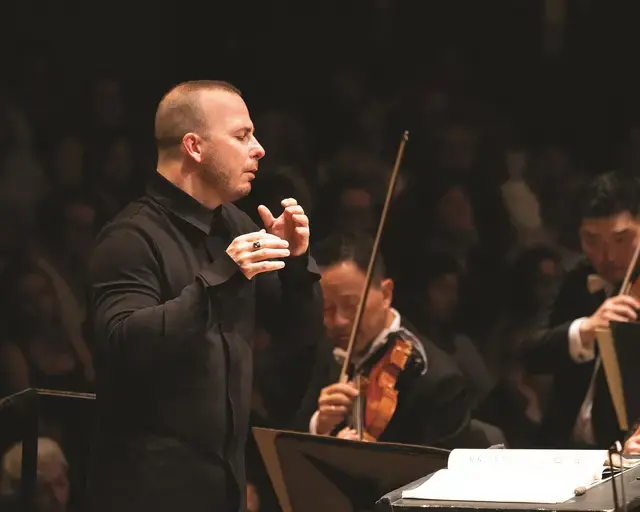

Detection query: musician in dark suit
xmin=522 ymin=171 xmax=640 ymax=449
xmin=295 ymin=231 xmax=487 ymax=448
xmin=86 ymin=81 xmax=323 ymax=512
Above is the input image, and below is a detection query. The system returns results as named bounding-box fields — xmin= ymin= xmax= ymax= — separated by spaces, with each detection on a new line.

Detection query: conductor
xmin=86 ymin=80 xmax=323 ymax=512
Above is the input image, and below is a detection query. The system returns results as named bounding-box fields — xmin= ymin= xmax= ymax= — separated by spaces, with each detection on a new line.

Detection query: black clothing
xmin=86 ymin=173 xmax=323 ymax=512
xmin=522 ymin=258 xmax=623 ymax=449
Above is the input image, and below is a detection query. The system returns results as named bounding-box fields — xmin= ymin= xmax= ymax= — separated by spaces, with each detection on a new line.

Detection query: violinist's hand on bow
xmin=316 ymin=381 xmax=359 ymax=436
xmin=580 ymin=295 xmax=640 ymax=343
xmin=258 ymin=198 xmax=309 ymax=257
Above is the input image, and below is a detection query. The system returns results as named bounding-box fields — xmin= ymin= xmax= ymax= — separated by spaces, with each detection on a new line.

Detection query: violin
xmin=338 ymin=130 xmax=411 ymax=442
xmin=351 ymin=335 xmax=414 ymax=442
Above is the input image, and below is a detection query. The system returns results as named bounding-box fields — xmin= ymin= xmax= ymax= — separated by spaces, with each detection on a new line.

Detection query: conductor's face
xmin=320 ymin=261 xmax=393 ymax=355
xmin=580 ymin=211 xmax=640 ymax=284
xmin=198 ymin=90 xmax=265 ymax=202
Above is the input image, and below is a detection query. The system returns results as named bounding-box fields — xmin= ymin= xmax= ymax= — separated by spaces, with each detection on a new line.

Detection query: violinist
xmin=298 ymin=231 xmax=489 ymax=448
xmin=522 ymin=170 xmax=640 ymax=449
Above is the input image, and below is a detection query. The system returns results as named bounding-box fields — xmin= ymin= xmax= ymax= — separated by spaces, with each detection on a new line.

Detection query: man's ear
xmin=380 ymin=278 xmax=394 ymax=310
xmin=182 ymin=133 xmax=204 ymax=163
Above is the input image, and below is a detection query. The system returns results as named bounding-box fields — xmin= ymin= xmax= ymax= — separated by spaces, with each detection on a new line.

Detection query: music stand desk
xmin=253 ymin=427 xmax=450 ymax=512
xmin=376 ymin=463 xmax=640 ymax=512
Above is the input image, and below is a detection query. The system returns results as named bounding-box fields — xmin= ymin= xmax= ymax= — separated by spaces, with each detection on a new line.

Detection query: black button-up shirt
xmin=86 ymin=172 xmax=323 ymax=512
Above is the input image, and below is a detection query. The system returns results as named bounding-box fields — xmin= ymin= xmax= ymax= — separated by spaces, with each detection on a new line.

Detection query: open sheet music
xmin=402 ymin=449 xmax=618 ymax=504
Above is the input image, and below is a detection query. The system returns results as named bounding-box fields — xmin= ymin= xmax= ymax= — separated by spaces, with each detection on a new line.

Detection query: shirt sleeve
xmin=255 ymin=245 xmax=324 ymax=354
xmin=568 ymin=317 xmax=596 ymax=363
xmin=309 ymin=410 xmax=320 ymax=435
xmin=89 ymin=221 xmax=240 ymax=370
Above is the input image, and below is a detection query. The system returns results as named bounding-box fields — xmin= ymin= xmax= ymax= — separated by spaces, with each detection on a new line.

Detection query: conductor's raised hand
xmin=257 ymin=198 xmax=309 ymax=257
xmin=226 ymin=230 xmax=290 ymax=280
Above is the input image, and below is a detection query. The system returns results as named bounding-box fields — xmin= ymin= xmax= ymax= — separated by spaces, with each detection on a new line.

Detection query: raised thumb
xmin=257 ymin=205 xmax=275 ymax=228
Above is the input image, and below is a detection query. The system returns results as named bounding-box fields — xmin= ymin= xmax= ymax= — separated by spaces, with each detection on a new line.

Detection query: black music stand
xmin=597 ymin=322 xmax=640 ymax=435
xmin=252 ymin=427 xmax=450 ymax=512
xmin=0 ymin=388 xmax=38 ymax=512
xmin=0 ymin=388 xmax=96 ymax=512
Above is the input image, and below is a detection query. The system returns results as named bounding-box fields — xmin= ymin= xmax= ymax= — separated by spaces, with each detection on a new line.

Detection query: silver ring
xmin=253 ymin=241 xmax=261 ymax=249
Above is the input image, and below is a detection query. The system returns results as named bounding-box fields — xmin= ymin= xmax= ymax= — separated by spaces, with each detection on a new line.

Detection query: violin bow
xmin=339 ymin=130 xmax=409 ymax=384
xmin=619 ymin=229 xmax=640 ymax=296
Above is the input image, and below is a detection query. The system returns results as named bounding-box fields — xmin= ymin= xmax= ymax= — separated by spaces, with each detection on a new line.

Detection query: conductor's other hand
xmin=316 ymin=381 xmax=359 ymax=436
xmin=258 ymin=198 xmax=309 ymax=257
xmin=226 ymin=230 xmax=290 ymax=280
xmin=581 ymin=295 xmax=640 ymax=342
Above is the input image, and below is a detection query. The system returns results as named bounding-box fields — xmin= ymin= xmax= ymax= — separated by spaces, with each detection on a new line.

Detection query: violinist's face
xmin=320 ymin=261 xmax=393 ymax=354
xmin=579 ymin=211 xmax=640 ymax=284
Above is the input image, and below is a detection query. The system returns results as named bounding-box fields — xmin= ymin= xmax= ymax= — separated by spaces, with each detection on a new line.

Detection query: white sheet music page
xmin=402 ymin=449 xmax=608 ymax=504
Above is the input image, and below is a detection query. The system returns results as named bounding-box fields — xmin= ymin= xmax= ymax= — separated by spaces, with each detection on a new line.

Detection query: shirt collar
xmin=147 ymin=172 xmax=219 ymax=235
xmin=333 ymin=308 xmax=402 ymax=367
xmin=587 ymin=274 xmax=615 ymax=296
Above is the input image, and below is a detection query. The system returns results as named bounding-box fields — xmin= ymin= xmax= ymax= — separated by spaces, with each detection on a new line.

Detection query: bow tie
xmin=333 ymin=348 xmax=348 ymax=365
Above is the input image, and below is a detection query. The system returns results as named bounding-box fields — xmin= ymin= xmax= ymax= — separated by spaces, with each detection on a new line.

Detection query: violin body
xmin=355 ymin=336 xmax=413 ymax=442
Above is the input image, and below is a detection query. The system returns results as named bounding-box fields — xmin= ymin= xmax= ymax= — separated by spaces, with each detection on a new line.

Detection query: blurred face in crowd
xmin=320 ymin=261 xmax=393 ymax=354
xmin=339 ymin=187 xmax=374 ymax=232
xmin=533 ymin=257 xmax=558 ymax=306
xmin=579 ymin=211 xmax=640 ymax=285
xmin=439 ymin=124 xmax=477 ymax=174
xmin=434 ymin=186 xmax=478 ymax=251
xmin=101 ymin=137 xmax=133 ymax=188
xmin=16 ymin=271 xmax=57 ymax=325
xmin=38 ymin=458 xmax=70 ymax=512
xmin=436 ymin=186 xmax=474 ymax=232
xmin=425 ymin=272 xmax=459 ymax=324
xmin=93 ymin=78 xmax=124 ymax=129
xmin=187 ymin=90 xmax=265 ymax=203
xmin=52 ymin=136 xmax=84 ymax=189
xmin=0 ymin=209 xmax=22 ymax=261
xmin=62 ymin=202 xmax=96 ymax=264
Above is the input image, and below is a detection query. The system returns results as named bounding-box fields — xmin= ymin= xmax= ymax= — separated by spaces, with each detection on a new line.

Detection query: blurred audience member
xmin=397 ymin=250 xmax=495 ymax=411
xmin=86 ymin=135 xmax=138 ymax=228
xmin=484 ymin=245 xmax=560 ymax=446
xmin=0 ymin=437 xmax=70 ymax=512
xmin=47 ymin=135 xmax=85 ymax=195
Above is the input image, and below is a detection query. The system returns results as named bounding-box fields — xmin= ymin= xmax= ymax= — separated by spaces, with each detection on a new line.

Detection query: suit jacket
xmin=522 ymin=258 xmax=622 ymax=448
xmin=292 ymin=317 xmax=486 ymax=449
xmin=86 ymin=175 xmax=323 ymax=512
